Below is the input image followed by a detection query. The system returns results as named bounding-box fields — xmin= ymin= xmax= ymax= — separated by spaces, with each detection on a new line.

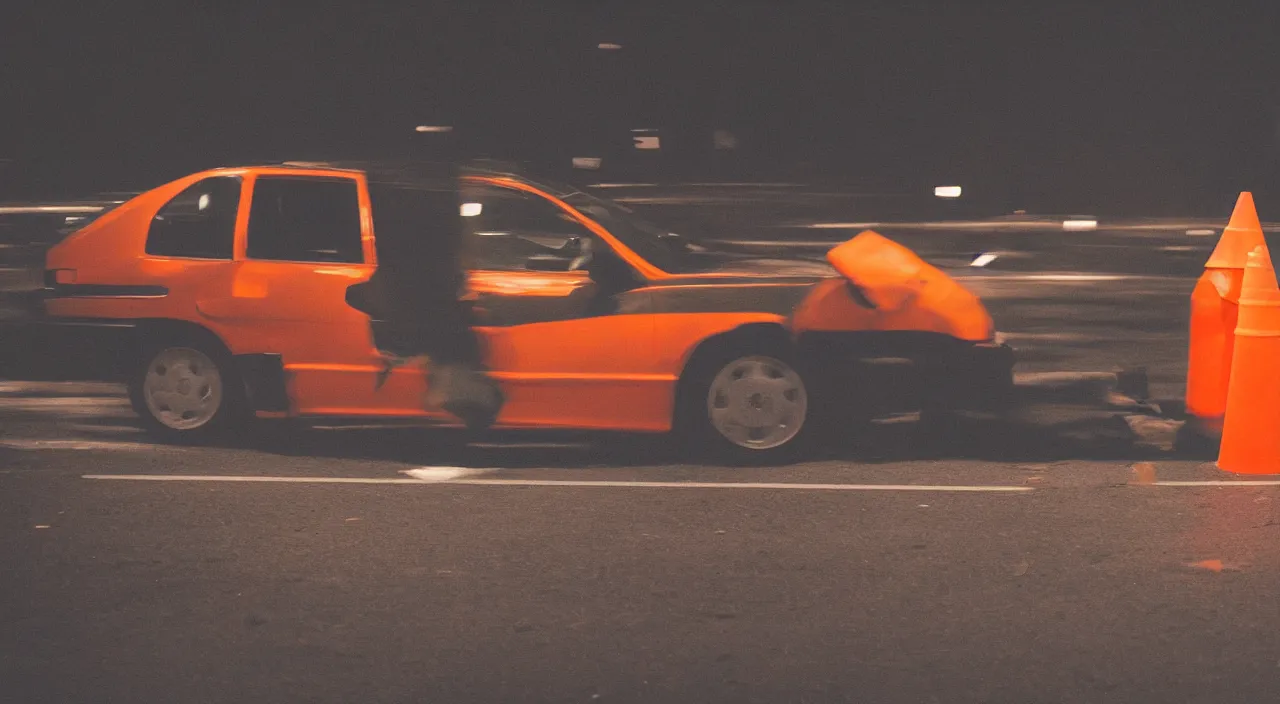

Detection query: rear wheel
xmin=129 ymin=338 xmax=246 ymax=443
xmin=680 ymin=348 xmax=814 ymax=464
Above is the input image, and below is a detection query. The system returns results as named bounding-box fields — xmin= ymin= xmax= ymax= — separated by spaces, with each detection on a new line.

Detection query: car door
xmin=460 ymin=181 xmax=665 ymax=430
xmin=193 ymin=171 xmax=401 ymax=415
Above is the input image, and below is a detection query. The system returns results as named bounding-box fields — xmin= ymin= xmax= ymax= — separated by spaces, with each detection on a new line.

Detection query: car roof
xmin=228 ymin=160 xmax=573 ymax=196
xmin=260 ymin=159 xmax=513 ymax=178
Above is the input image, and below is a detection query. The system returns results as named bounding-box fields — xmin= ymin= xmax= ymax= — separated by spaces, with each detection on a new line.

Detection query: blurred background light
xmin=1062 ymin=219 xmax=1099 ymax=231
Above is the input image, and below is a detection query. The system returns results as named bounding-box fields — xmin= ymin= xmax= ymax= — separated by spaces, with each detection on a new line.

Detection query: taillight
xmin=44 ymin=269 xmax=76 ymax=286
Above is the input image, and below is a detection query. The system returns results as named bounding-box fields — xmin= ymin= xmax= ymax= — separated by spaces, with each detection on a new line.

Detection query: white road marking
xmin=467 ymin=442 xmax=590 ymax=450
xmin=1153 ymin=480 xmax=1280 ymax=487
xmin=402 ymin=467 xmax=492 ymax=481
xmin=82 ymin=474 xmax=1033 ymax=492
xmin=309 ymin=424 xmax=428 ymax=431
xmin=84 ymin=475 xmax=431 ymax=484
xmin=443 ymin=480 xmax=1032 ymax=492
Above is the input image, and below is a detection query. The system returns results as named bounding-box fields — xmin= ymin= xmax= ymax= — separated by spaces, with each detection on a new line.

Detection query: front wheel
xmin=129 ymin=341 xmax=246 ymax=443
xmin=680 ymin=350 xmax=813 ymax=464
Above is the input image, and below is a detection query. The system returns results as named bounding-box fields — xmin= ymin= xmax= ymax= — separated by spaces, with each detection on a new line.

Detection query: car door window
xmin=246 ymin=177 xmax=364 ymax=263
xmin=146 ymin=176 xmax=242 ymax=259
xmin=460 ymin=185 xmax=596 ymax=271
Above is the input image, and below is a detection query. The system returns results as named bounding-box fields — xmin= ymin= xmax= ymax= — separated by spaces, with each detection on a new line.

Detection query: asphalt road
xmin=4 ymin=417 xmax=1279 ymax=703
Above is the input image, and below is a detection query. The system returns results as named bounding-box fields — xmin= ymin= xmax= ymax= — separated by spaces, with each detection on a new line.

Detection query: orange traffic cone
xmin=1186 ymin=192 xmax=1270 ymax=439
xmin=1217 ymin=246 xmax=1280 ymax=474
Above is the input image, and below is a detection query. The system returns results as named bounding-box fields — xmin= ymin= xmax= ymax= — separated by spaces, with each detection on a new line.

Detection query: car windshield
xmin=555 ymin=188 xmax=692 ymax=274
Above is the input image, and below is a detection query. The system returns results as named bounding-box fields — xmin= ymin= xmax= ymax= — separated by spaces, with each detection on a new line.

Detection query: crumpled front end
xmin=790 ymin=230 xmax=995 ymax=342
xmin=789 ymin=230 xmax=1014 ymax=413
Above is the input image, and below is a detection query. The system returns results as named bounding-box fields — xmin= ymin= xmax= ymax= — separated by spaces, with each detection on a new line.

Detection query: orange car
xmin=39 ymin=162 xmax=1013 ymax=460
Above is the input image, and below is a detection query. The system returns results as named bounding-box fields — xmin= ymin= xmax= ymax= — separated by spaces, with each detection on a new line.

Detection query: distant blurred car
xmin=0 ymin=199 xmax=130 ymax=320
xmin=993 ymin=213 xmax=1100 ymax=230
xmin=36 ymin=162 xmax=1013 ymax=461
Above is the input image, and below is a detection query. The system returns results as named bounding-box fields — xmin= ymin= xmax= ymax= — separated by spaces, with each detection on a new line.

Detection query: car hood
xmin=638 ymin=233 xmax=995 ymax=343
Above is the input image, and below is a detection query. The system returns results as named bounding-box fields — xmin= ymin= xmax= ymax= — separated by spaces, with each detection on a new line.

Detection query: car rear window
xmin=246 ymin=177 xmax=363 ymax=264
xmin=145 ymin=176 xmax=242 ymax=259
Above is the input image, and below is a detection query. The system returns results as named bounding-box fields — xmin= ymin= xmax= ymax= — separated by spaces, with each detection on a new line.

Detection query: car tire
xmin=128 ymin=335 xmax=248 ymax=444
xmin=678 ymin=344 xmax=816 ymax=465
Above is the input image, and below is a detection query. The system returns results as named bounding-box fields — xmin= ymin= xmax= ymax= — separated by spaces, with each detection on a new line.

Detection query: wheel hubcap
xmin=707 ymin=355 xmax=807 ymax=450
xmin=142 ymin=347 xmax=223 ymax=430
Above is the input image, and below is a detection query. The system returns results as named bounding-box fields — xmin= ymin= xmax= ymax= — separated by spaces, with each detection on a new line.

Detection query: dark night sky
xmin=3 ymin=2 xmax=1280 ymax=215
